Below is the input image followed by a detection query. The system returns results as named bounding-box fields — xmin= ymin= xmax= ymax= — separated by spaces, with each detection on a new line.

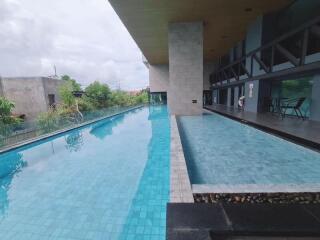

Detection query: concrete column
xmin=168 ymin=22 xmax=203 ymax=115
xmin=245 ymin=16 xmax=263 ymax=76
xmin=227 ymin=88 xmax=232 ymax=107
xmin=310 ymin=75 xmax=320 ymax=121
xmin=244 ymin=80 xmax=260 ymax=112
xmin=234 ymin=86 xmax=239 ymax=108
xmin=149 ymin=64 xmax=169 ymax=93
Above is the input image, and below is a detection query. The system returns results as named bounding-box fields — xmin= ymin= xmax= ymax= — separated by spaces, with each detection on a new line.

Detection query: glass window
xmin=150 ymin=92 xmax=167 ymax=105
xmin=271 ymin=76 xmax=313 ymax=117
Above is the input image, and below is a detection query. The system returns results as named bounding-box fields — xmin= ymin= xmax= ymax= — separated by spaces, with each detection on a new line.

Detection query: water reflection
xmin=89 ymin=114 xmax=125 ymax=140
xmin=64 ymin=130 xmax=84 ymax=152
xmin=0 ymin=152 xmax=26 ymax=216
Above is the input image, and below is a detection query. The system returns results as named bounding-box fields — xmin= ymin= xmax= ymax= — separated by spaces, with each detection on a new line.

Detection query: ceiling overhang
xmin=109 ymin=0 xmax=292 ymax=65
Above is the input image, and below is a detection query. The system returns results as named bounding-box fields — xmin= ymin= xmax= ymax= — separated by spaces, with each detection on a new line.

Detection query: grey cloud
xmin=0 ymin=0 xmax=148 ymax=90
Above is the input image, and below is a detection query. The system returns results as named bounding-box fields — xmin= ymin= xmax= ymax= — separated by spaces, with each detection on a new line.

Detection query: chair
xmin=263 ymin=97 xmax=275 ymax=113
xmin=280 ymin=97 xmax=306 ymax=120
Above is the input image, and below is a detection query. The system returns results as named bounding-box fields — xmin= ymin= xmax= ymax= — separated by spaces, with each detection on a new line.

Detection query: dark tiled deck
xmin=167 ymin=203 xmax=320 ymax=240
xmin=204 ymin=104 xmax=320 ymax=150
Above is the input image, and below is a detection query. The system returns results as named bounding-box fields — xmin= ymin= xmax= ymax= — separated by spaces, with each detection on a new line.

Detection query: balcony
xmin=211 ymin=16 xmax=320 ymax=88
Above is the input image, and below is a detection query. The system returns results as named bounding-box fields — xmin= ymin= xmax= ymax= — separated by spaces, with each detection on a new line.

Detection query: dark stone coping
xmin=167 ymin=203 xmax=320 ymax=240
xmin=203 ymin=107 xmax=320 ymax=151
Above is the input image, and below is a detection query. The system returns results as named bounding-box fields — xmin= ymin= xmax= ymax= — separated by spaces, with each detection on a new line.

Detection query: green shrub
xmin=85 ymin=81 xmax=111 ymax=108
xmin=37 ymin=107 xmax=74 ymax=134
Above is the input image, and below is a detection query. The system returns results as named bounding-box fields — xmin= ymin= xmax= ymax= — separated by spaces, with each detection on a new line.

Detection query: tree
xmin=135 ymin=91 xmax=148 ymax=104
xmin=59 ymin=75 xmax=82 ymax=107
xmin=61 ymin=75 xmax=81 ymax=91
xmin=59 ymin=81 xmax=76 ymax=107
xmin=85 ymin=81 xmax=111 ymax=108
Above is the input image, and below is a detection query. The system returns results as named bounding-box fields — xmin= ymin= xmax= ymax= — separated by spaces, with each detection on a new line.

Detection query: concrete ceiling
xmin=109 ymin=0 xmax=292 ymax=64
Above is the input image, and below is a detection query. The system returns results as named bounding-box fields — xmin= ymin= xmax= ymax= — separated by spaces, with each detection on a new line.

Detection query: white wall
xmin=149 ymin=64 xmax=169 ymax=93
xmin=168 ymin=22 xmax=203 ymax=115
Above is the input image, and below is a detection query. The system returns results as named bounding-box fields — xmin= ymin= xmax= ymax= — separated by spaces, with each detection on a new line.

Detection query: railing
xmin=211 ymin=16 xmax=320 ymax=87
xmin=0 ymin=104 xmax=144 ymax=150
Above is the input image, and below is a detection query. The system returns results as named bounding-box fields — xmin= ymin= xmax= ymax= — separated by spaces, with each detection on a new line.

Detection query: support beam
xmin=253 ymin=53 xmax=270 ymax=73
xmin=300 ymin=29 xmax=309 ymax=65
xmin=275 ymin=43 xmax=299 ymax=67
xmin=212 ymin=61 xmax=320 ymax=89
xmin=240 ymin=62 xmax=252 ymax=77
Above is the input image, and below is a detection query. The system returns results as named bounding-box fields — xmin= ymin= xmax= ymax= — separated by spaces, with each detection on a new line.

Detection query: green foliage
xmin=37 ymin=106 xmax=74 ymax=133
xmin=59 ymin=75 xmax=82 ymax=107
xmin=77 ymin=97 xmax=95 ymax=112
xmin=37 ymin=75 xmax=148 ymax=135
xmin=0 ymin=97 xmax=21 ymax=145
xmin=109 ymin=89 xmax=149 ymax=106
xmin=61 ymin=75 xmax=81 ymax=91
xmin=85 ymin=81 xmax=111 ymax=108
xmin=135 ymin=91 xmax=149 ymax=104
xmin=0 ymin=97 xmax=17 ymax=124
xmin=59 ymin=82 xmax=75 ymax=107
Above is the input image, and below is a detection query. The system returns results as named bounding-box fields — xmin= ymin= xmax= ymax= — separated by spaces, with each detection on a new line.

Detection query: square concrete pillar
xmin=168 ymin=22 xmax=203 ymax=115
xmin=310 ymin=75 xmax=320 ymax=121
xmin=227 ymin=88 xmax=232 ymax=107
xmin=244 ymin=80 xmax=260 ymax=112
xmin=213 ymin=90 xmax=218 ymax=104
xmin=149 ymin=64 xmax=169 ymax=93
xmin=234 ymin=86 xmax=239 ymax=108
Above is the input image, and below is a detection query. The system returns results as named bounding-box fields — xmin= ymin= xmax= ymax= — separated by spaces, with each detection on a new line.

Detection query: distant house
xmin=128 ymin=90 xmax=140 ymax=96
xmin=0 ymin=77 xmax=63 ymax=121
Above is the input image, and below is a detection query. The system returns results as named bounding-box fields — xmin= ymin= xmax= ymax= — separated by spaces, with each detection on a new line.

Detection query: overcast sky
xmin=0 ymin=0 xmax=148 ymax=90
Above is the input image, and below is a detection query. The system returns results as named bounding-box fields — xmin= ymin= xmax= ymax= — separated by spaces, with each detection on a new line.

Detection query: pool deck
xmin=170 ymin=115 xmax=194 ymax=203
xmin=167 ymin=203 xmax=320 ymax=240
xmin=167 ymin=106 xmax=320 ymax=240
xmin=204 ymin=104 xmax=320 ymax=150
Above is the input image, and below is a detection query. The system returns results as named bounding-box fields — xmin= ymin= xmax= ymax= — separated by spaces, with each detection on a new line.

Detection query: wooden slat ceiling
xmin=109 ymin=0 xmax=292 ymax=64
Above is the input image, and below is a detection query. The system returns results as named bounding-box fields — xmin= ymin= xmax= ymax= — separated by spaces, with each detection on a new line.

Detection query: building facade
xmin=211 ymin=0 xmax=320 ymax=122
xmin=109 ymin=0 xmax=319 ymax=120
xmin=0 ymin=77 xmax=63 ymax=121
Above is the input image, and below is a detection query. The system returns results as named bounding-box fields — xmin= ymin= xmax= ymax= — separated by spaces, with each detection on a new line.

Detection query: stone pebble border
xmin=194 ymin=192 xmax=320 ymax=204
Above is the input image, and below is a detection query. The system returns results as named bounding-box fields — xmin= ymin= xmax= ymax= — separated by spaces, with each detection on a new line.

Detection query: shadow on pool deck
xmin=204 ymin=104 xmax=320 ymax=150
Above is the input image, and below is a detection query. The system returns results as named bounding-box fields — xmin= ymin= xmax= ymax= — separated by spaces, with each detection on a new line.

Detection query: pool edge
xmin=170 ymin=115 xmax=194 ymax=203
xmin=0 ymin=105 xmax=144 ymax=154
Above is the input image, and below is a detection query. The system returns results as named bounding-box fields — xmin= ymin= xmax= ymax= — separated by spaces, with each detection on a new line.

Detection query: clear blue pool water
xmin=178 ymin=113 xmax=320 ymax=185
xmin=0 ymin=106 xmax=170 ymax=240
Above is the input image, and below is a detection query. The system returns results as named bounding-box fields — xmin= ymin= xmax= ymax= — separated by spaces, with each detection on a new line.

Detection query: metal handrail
xmin=212 ymin=16 xmax=320 ymax=85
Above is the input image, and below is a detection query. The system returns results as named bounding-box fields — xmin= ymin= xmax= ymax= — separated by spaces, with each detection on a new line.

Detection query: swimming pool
xmin=0 ymin=106 xmax=170 ymax=240
xmin=178 ymin=112 xmax=320 ymax=192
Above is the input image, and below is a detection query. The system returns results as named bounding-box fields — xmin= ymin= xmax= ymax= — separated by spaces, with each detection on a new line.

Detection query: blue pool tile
xmin=0 ymin=106 xmax=170 ymax=239
xmin=178 ymin=113 xmax=320 ymax=186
